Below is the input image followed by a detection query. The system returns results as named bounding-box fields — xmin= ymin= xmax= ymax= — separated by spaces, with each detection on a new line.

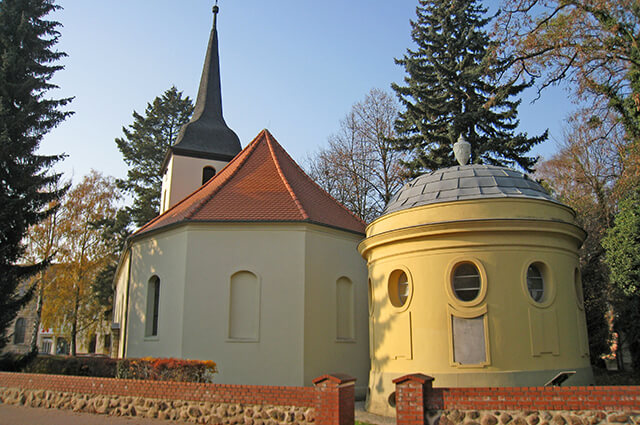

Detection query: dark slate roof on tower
xmin=136 ymin=130 xmax=366 ymax=237
xmin=163 ymin=5 xmax=241 ymax=169
xmin=384 ymin=164 xmax=559 ymax=215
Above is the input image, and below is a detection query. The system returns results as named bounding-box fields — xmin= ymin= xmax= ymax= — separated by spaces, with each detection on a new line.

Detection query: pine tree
xmin=116 ymin=86 xmax=194 ymax=227
xmin=392 ymin=0 xmax=547 ymax=176
xmin=0 ymin=0 xmax=71 ymax=351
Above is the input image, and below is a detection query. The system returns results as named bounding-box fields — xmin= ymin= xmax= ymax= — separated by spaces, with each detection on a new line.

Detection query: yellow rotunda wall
xmin=359 ymin=198 xmax=593 ymax=417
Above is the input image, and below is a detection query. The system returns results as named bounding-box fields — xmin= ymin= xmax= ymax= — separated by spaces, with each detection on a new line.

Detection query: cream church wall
xmin=179 ymin=223 xmax=307 ymax=386
xmin=302 ymin=227 xmax=369 ymax=397
xmin=125 ymin=227 xmax=188 ymax=359
xmin=112 ymin=251 xmax=130 ymax=357
xmin=161 ymin=155 xmax=231 ymax=213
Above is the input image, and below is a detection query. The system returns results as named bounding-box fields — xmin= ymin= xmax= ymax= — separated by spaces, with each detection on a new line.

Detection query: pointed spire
xmin=170 ymin=1 xmax=241 ymax=163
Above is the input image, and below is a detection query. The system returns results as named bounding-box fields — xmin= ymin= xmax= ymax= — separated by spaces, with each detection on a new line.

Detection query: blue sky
xmin=41 ymin=0 xmax=576 ymax=182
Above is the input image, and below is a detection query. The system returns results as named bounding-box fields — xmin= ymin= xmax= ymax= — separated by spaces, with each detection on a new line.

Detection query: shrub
xmin=116 ymin=357 xmax=217 ymax=383
xmin=0 ymin=351 xmax=37 ymax=372
xmin=22 ymin=355 xmax=117 ymax=377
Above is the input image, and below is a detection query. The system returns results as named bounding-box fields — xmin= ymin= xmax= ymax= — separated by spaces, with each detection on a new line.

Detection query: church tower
xmin=160 ymin=4 xmax=241 ymax=213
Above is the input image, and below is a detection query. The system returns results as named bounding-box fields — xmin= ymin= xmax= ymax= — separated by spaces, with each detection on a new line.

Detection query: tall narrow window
xmin=88 ymin=334 xmax=97 ymax=353
xmin=229 ymin=271 xmax=259 ymax=340
xmin=13 ymin=318 xmax=25 ymax=344
xmin=336 ymin=277 xmax=355 ymax=340
xmin=202 ymin=166 xmax=216 ymax=185
xmin=146 ymin=276 xmax=160 ymax=337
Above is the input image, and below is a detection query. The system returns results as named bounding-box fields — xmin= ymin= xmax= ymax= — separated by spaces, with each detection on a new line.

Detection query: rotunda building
xmin=359 ymin=157 xmax=593 ymax=416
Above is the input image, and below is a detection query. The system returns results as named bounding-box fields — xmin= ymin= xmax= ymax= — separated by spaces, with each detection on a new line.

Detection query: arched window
xmin=202 ymin=166 xmax=216 ymax=185
xmin=229 ymin=271 xmax=260 ymax=340
xmin=13 ymin=318 xmax=25 ymax=344
xmin=336 ymin=277 xmax=355 ymax=340
xmin=146 ymin=276 xmax=160 ymax=337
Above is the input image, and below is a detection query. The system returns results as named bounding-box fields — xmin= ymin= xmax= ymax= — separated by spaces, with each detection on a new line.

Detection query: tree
xmin=306 ymin=89 xmax=406 ymax=222
xmin=40 ymin=171 xmax=118 ymax=355
xmin=495 ymin=0 xmax=640 ymax=142
xmin=22 ymin=179 xmax=66 ymax=354
xmin=0 ymin=0 xmax=71 ymax=351
xmin=536 ymin=108 xmax=626 ymax=363
xmin=116 ymin=86 xmax=194 ymax=227
xmin=392 ymin=0 xmax=547 ymax=177
xmin=603 ymin=186 xmax=640 ymax=370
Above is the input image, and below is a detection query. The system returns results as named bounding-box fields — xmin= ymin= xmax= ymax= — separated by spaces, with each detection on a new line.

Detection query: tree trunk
xmin=29 ymin=279 xmax=44 ymax=354
xmin=71 ymin=285 xmax=79 ymax=356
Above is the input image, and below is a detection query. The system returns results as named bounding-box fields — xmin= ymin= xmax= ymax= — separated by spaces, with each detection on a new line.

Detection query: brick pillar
xmin=312 ymin=373 xmax=356 ymax=425
xmin=393 ymin=373 xmax=434 ymax=425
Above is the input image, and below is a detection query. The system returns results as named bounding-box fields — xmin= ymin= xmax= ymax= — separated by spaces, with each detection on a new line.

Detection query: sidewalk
xmin=355 ymin=401 xmax=395 ymax=425
xmin=0 ymin=401 xmax=396 ymax=425
xmin=0 ymin=404 xmax=190 ymax=425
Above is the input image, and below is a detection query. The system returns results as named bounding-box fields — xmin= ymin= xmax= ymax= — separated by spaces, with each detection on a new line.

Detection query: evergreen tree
xmin=116 ymin=86 xmax=194 ymax=227
xmin=0 ymin=0 xmax=71 ymax=351
xmin=392 ymin=0 xmax=547 ymax=176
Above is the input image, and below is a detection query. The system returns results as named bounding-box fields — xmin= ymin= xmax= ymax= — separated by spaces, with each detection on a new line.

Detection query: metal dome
xmin=384 ymin=164 xmax=557 ymax=215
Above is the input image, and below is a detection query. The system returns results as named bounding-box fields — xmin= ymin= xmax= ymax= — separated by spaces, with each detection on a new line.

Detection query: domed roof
xmin=384 ymin=164 xmax=557 ymax=215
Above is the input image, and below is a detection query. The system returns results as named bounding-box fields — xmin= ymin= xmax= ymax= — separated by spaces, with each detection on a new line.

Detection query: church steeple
xmin=169 ymin=2 xmax=241 ymax=162
xmin=159 ymin=3 xmax=242 ymax=214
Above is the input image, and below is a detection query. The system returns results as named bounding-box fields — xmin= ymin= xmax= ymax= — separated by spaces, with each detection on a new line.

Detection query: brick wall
xmin=394 ymin=374 xmax=640 ymax=425
xmin=0 ymin=372 xmax=356 ymax=425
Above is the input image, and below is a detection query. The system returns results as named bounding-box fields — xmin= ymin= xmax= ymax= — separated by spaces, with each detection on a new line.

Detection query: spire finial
xmin=453 ymin=134 xmax=471 ymax=166
xmin=212 ymin=1 xmax=219 ymax=28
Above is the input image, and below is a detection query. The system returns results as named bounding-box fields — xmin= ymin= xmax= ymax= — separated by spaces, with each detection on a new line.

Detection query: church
xmin=111 ymin=4 xmax=592 ymax=418
xmin=110 ymin=5 xmax=370 ymax=398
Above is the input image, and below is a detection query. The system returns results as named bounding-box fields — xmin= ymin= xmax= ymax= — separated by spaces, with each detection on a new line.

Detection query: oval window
xmin=526 ymin=264 xmax=545 ymax=302
xmin=452 ymin=263 xmax=481 ymax=302
xmin=388 ymin=270 xmax=410 ymax=308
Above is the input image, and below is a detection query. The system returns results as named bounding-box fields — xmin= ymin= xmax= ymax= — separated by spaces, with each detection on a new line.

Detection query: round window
xmin=388 ymin=270 xmax=410 ymax=308
xmin=526 ymin=264 xmax=545 ymax=302
xmin=452 ymin=263 xmax=481 ymax=302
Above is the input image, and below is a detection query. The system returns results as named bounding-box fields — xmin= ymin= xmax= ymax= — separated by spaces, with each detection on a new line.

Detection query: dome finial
xmin=453 ymin=134 xmax=471 ymax=166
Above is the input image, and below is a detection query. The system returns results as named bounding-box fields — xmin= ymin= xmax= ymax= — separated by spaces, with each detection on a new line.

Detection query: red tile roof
xmin=135 ymin=129 xmax=366 ymax=237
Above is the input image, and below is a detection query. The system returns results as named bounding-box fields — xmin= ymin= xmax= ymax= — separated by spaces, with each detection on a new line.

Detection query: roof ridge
xmin=134 ymin=132 xmax=264 ymax=236
xmin=187 ymin=130 xmax=265 ymax=219
xmin=266 ymin=131 xmax=367 ymax=227
xmin=264 ymin=130 xmax=309 ymax=220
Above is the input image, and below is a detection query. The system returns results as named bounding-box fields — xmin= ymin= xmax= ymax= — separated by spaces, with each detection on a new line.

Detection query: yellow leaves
xmin=39 ymin=171 xmax=120 ymax=337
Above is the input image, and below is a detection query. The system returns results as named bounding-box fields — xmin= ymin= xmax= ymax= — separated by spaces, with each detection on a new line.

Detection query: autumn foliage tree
xmin=495 ymin=0 xmax=640 ymax=141
xmin=536 ymin=108 xmax=628 ymax=362
xmin=40 ymin=171 xmax=118 ymax=355
xmin=306 ymin=89 xmax=406 ymax=222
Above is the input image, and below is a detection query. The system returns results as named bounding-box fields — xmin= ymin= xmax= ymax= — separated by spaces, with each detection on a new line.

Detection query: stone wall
xmin=0 ymin=372 xmax=356 ymax=425
xmin=0 ymin=387 xmax=313 ymax=424
xmin=394 ymin=374 xmax=640 ymax=425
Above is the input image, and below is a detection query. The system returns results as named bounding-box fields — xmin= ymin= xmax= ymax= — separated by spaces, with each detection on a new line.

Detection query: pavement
xmin=355 ymin=401 xmax=396 ymax=425
xmin=0 ymin=401 xmax=396 ymax=425
xmin=0 ymin=404 xmax=191 ymax=425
